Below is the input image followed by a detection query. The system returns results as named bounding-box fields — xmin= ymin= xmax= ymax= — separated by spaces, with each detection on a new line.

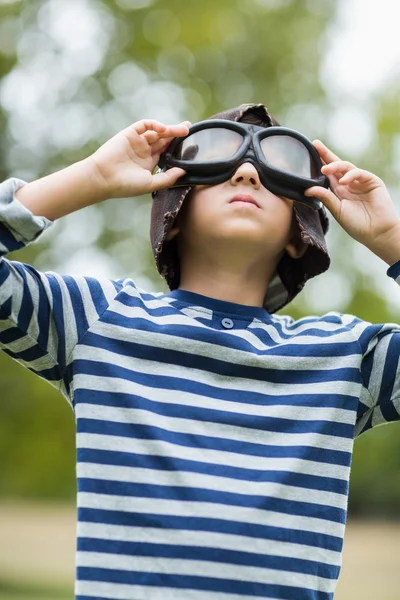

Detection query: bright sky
xmin=323 ymin=0 xmax=400 ymax=97
xmin=316 ymin=0 xmax=400 ymax=160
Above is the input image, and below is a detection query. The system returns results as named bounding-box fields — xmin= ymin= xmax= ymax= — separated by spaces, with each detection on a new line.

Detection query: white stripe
xmin=77 ymin=427 xmax=350 ymax=482
xmin=75 ymin=343 xmax=362 ymax=400
xmin=76 ymin=579 xmax=281 ymax=600
xmin=77 ymin=427 xmax=350 ymax=485
xmin=76 ymin=551 xmax=336 ymax=594
xmin=75 ymin=403 xmax=353 ymax=481
xmin=74 ymin=276 xmax=101 ymax=327
xmin=77 ymin=462 xmax=347 ymax=509
xmin=110 ymin=287 xmax=349 ymax=332
xmin=48 ymin=271 xmax=78 ymax=359
xmin=78 ymin=521 xmax=341 ymax=567
xmin=0 ymin=262 xmax=14 ymax=309
xmin=78 ymin=492 xmax=346 ymax=539
xmin=79 ymin=329 xmax=362 ymax=372
xmin=0 ymin=333 xmax=59 ymax=372
xmin=105 ymin=299 xmax=360 ymax=348
xmin=74 ymin=355 xmax=356 ymax=423
xmin=354 ymin=407 xmax=372 ymax=437
xmin=180 ymin=306 xmax=213 ymax=320
xmin=8 ymin=261 xmax=24 ymax=323
xmin=371 ymin=405 xmax=386 ymax=427
xmin=91 ymin=317 xmax=362 ymax=368
xmin=368 ymin=333 xmax=390 ymax=403
xmin=76 ymin=400 xmax=352 ymax=480
xmin=76 ymin=393 xmax=354 ymax=455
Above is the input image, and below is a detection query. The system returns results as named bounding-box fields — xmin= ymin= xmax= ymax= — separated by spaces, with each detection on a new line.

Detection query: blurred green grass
xmin=0 ymin=578 xmax=72 ymax=600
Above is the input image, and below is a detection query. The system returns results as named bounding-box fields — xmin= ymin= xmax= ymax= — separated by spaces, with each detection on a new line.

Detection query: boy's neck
xmin=178 ymin=260 xmax=276 ymax=308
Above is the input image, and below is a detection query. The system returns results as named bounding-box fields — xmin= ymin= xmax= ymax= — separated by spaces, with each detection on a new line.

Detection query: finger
xmin=150 ymin=167 xmax=186 ymax=193
xmin=127 ymin=119 xmax=190 ymax=139
xmin=132 ymin=119 xmax=168 ymax=136
xmin=158 ymin=122 xmax=190 ymax=140
xmin=143 ymin=124 xmax=190 ymax=149
xmin=312 ymin=139 xmax=341 ymax=164
xmin=304 ymin=185 xmax=342 ymax=220
xmin=339 ymin=168 xmax=373 ymax=185
xmin=143 ymin=130 xmax=160 ymax=144
xmin=151 ymin=137 xmax=174 ymax=155
xmin=321 ymin=160 xmax=356 ymax=176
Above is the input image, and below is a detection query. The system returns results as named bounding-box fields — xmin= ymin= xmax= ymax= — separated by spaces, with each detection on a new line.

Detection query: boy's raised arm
xmin=15 ymin=119 xmax=189 ymax=220
xmin=0 ymin=119 xmax=189 ymax=402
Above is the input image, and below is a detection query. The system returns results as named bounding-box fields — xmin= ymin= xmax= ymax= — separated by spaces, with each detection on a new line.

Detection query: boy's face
xmin=167 ymin=161 xmax=306 ymax=266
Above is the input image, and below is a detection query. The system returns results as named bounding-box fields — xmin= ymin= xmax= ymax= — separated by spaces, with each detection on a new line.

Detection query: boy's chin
xmin=211 ymin=223 xmax=285 ymax=244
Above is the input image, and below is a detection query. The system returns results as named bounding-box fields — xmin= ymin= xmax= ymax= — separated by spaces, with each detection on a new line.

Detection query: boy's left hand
xmin=305 ymin=140 xmax=400 ymax=265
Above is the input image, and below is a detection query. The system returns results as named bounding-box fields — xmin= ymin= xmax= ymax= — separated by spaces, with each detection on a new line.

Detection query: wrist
xmin=367 ymin=222 xmax=400 ymax=266
xmin=14 ymin=158 xmax=110 ymax=221
xmin=80 ymin=157 xmax=110 ymax=203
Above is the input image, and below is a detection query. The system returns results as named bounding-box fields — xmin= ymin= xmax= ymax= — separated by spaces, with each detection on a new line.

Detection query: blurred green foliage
xmin=0 ymin=576 xmax=72 ymax=598
xmin=0 ymin=0 xmax=400 ymax=516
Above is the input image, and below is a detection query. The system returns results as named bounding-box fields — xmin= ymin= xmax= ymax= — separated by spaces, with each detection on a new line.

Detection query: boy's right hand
xmin=89 ymin=119 xmax=190 ymax=199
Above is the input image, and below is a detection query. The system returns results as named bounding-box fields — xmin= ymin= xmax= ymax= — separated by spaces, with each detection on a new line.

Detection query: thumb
xmin=304 ymin=186 xmax=341 ymax=219
xmin=150 ymin=167 xmax=186 ymax=193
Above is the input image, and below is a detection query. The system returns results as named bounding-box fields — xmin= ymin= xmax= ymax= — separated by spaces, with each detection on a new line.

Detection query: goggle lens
xmin=176 ymin=128 xmax=243 ymax=162
xmin=260 ymin=135 xmax=317 ymax=178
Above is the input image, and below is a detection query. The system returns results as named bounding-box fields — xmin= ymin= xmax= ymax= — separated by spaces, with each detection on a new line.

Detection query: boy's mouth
xmin=229 ymin=194 xmax=260 ymax=208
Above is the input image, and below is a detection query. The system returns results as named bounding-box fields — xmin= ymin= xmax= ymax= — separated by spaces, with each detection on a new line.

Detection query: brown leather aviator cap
xmin=150 ymin=103 xmax=330 ymax=313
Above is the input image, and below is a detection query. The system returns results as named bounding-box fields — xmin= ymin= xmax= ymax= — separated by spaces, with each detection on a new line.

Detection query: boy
xmin=1 ymin=102 xmax=399 ymax=599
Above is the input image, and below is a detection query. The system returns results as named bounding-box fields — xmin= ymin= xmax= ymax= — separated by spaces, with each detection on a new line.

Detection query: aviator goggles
xmin=157 ymin=120 xmax=329 ymax=210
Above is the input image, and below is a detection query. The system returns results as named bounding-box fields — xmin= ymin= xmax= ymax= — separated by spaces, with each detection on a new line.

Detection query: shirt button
xmin=221 ymin=318 xmax=234 ymax=329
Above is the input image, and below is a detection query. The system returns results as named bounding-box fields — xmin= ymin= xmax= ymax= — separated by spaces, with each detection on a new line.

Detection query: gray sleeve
xmin=0 ymin=178 xmax=119 ymax=405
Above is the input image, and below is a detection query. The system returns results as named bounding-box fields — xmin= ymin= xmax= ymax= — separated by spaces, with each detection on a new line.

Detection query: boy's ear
xmin=165 ymin=226 xmax=180 ymax=241
xmin=285 ymin=231 xmax=308 ymax=259
xmin=284 ymin=212 xmax=308 ymax=259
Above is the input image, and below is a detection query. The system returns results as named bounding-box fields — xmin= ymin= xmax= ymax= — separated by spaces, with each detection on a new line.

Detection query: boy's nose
xmin=230 ymin=162 xmax=261 ymax=189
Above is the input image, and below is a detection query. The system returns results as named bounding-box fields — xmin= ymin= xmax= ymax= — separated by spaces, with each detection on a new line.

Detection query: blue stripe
xmin=77 ymin=392 xmax=353 ymax=466
xmin=75 ymin=364 xmax=355 ymax=439
xmin=77 ymin=414 xmax=350 ymax=467
xmin=79 ymin=331 xmax=362 ymax=386
xmin=0 ymin=222 xmax=25 ymax=252
xmin=86 ymin=276 xmax=115 ymax=317
xmin=78 ymin=536 xmax=340 ymax=579
xmin=75 ymin=359 xmax=358 ymax=413
xmin=378 ymin=334 xmax=400 ymax=422
xmin=45 ymin=273 xmax=66 ymax=368
xmin=13 ymin=264 xmax=34 ymax=332
xmin=102 ymin=306 xmax=361 ymax=342
xmin=358 ymin=323 xmax=385 ymax=353
xmin=78 ymin=478 xmax=346 ymax=524
xmin=76 ymin=597 xmax=111 ymax=600
xmin=32 ymin=364 xmax=63 ymax=382
xmin=78 ymin=448 xmax=348 ymax=495
xmin=78 ymin=507 xmax=343 ymax=552
xmin=76 ymin=567 xmax=332 ymax=599
xmin=5 ymin=343 xmax=48 ymax=363
xmin=62 ymin=275 xmax=89 ymax=340
xmin=31 ymin=269 xmax=52 ymax=351
xmin=0 ymin=325 xmax=26 ymax=344
xmin=0 ymin=261 xmax=10 ymax=286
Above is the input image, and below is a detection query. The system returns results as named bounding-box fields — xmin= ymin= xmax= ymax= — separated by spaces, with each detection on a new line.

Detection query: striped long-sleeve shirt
xmin=1 ymin=177 xmax=400 ymax=600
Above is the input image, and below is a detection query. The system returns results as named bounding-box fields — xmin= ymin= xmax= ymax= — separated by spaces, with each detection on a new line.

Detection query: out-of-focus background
xmin=0 ymin=0 xmax=399 ymax=598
